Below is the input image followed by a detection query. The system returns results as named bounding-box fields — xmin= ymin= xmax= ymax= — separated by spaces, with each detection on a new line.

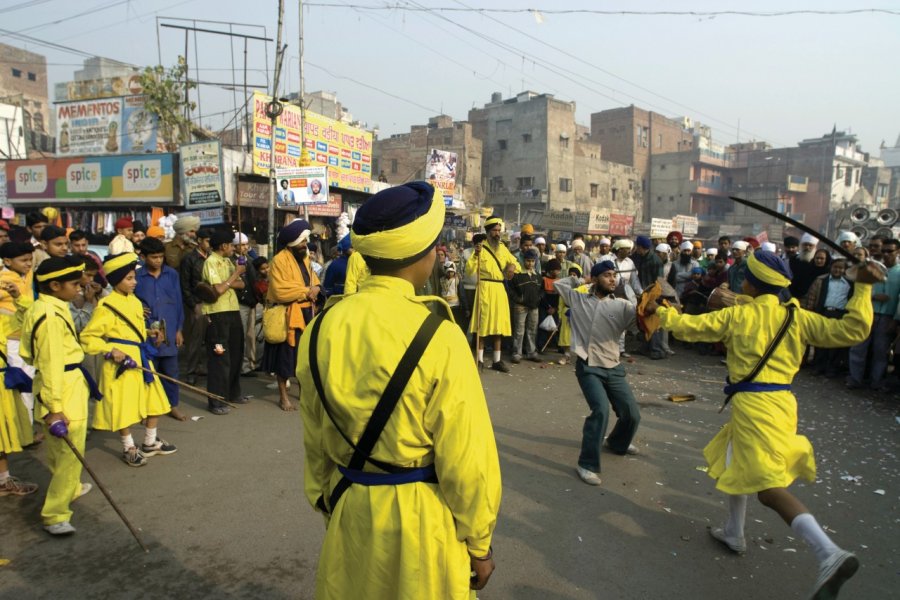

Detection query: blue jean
xmin=575 ymin=359 xmax=641 ymax=472
xmin=848 ymin=313 xmax=893 ymax=387
xmin=154 ymin=354 xmax=180 ymax=407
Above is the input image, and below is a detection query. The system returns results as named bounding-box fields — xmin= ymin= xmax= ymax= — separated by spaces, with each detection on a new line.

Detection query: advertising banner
xmin=609 ymin=213 xmax=634 ymax=236
xmin=672 ymin=214 xmax=699 ymax=236
xmin=56 ymin=95 xmax=158 ymax=157
xmin=180 ymin=140 xmax=224 ymax=209
xmin=274 ymin=166 xmax=329 ymax=207
xmin=424 ymin=148 xmax=457 ymax=205
xmin=251 ymin=91 xmax=373 ymax=192
xmin=307 ymin=193 xmax=343 ymax=217
xmin=4 ymin=154 xmax=175 ymax=204
xmin=54 ymin=75 xmax=144 ymax=102
xmin=235 ymin=178 xmax=271 ymax=209
xmin=650 ymin=217 xmax=672 ymax=238
xmin=587 ymin=208 xmax=610 ymax=234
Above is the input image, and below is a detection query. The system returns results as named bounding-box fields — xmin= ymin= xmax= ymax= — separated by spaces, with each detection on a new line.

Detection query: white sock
xmin=791 ymin=513 xmax=840 ymax=563
xmin=0 ymin=470 xmax=9 ymax=484
xmin=477 ymin=348 xmax=484 ymax=363
xmin=143 ymin=427 xmax=157 ymax=447
xmin=725 ymin=494 xmax=748 ymax=538
xmin=493 ymin=350 xmax=501 ymax=363
xmin=121 ymin=434 xmax=135 ymax=452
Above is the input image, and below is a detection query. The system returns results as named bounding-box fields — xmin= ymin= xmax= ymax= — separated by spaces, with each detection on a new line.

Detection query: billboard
xmin=180 ymin=140 xmax=224 ymax=209
xmin=671 ymin=214 xmax=699 ymax=236
xmin=251 ymin=91 xmax=373 ymax=192
xmin=587 ymin=208 xmax=610 ymax=234
xmin=274 ymin=166 xmax=329 ymax=207
xmin=4 ymin=154 xmax=175 ymax=204
xmin=608 ymin=214 xmax=634 ymax=236
xmin=56 ymin=95 xmax=158 ymax=157
xmin=425 ymin=148 xmax=457 ymax=205
xmin=54 ymin=75 xmax=144 ymax=102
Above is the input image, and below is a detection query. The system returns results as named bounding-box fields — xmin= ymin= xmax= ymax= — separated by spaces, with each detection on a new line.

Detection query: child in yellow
xmin=557 ymin=264 xmax=587 ymax=365
xmin=0 ymin=310 xmax=37 ymax=497
xmin=21 ymin=256 xmax=97 ymax=535
xmin=0 ymin=242 xmax=37 ymax=437
xmin=80 ymin=253 xmax=176 ymax=467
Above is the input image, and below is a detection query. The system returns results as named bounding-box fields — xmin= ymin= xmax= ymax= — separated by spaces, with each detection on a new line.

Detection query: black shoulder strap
xmin=29 ymin=311 xmax=78 ymax=361
xmin=482 ymin=244 xmax=505 ymax=275
xmin=308 ymin=309 xmax=444 ymax=473
xmin=101 ymin=302 xmax=146 ymax=342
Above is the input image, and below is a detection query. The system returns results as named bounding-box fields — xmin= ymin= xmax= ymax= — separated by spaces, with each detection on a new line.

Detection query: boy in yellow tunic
xmin=21 ymin=256 xmax=98 ymax=535
xmin=466 ymin=216 xmax=520 ymax=372
xmin=80 ymin=253 xmax=175 ymax=468
xmin=0 ymin=243 xmax=37 ymax=437
xmin=645 ymin=250 xmax=883 ymax=599
xmin=0 ymin=311 xmax=38 ymax=497
xmin=298 ymin=181 xmax=501 ymax=600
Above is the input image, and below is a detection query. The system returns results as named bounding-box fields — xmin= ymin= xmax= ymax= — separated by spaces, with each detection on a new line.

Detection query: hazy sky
xmin=5 ymin=0 xmax=899 ymax=154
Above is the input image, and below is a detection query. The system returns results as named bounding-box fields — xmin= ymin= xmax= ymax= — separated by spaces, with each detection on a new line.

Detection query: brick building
xmin=0 ymin=42 xmax=52 ymax=155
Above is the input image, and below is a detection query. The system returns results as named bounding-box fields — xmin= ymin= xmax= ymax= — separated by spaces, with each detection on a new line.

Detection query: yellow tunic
xmin=0 ymin=315 xmax=32 ymax=453
xmin=343 ymin=251 xmax=369 ymax=295
xmin=558 ymin=283 xmax=589 ymax=347
xmin=80 ymin=291 xmax=170 ymax=431
xmin=297 ymin=275 xmax=501 ymax=600
xmin=267 ymin=249 xmax=320 ymax=344
xmin=466 ymin=242 xmax=520 ymax=337
xmin=658 ymin=285 xmax=873 ymax=494
xmin=21 ymin=293 xmax=90 ymax=525
xmin=0 ymin=269 xmax=33 ymax=338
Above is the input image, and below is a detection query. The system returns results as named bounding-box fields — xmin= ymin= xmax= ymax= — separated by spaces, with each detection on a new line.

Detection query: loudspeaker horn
xmin=850 ymin=226 xmax=869 ymax=242
xmin=876 ymin=208 xmax=898 ymax=226
xmin=850 ymin=206 xmax=870 ymax=223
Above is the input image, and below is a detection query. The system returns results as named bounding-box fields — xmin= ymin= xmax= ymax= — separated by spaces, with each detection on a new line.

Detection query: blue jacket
xmin=135 ymin=265 xmax=185 ymax=357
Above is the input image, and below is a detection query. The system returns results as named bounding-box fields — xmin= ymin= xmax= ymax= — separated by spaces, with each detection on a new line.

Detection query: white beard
xmin=799 ymin=249 xmax=816 ymax=262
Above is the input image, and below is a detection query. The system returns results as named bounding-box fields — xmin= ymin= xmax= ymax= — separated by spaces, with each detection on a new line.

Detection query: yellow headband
xmin=747 ymin=251 xmax=791 ymax=288
xmin=35 ymin=263 xmax=84 ymax=282
xmin=351 ymin=189 xmax=445 ymax=260
xmin=484 ymin=216 xmax=503 ymax=229
xmin=104 ymin=252 xmax=139 ymax=276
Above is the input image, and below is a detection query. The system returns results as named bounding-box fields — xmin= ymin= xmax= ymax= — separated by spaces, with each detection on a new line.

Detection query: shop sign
xmin=180 ymin=140 xmax=224 ymax=209
xmin=425 ymin=148 xmax=457 ymax=205
xmin=307 ymin=193 xmax=343 ymax=217
xmin=609 ymin=213 xmax=634 ymax=236
xmin=235 ymin=178 xmax=272 ymax=209
xmin=650 ymin=218 xmax=672 ymax=238
xmin=587 ymin=208 xmax=610 ymax=234
xmin=56 ymin=95 xmax=158 ymax=156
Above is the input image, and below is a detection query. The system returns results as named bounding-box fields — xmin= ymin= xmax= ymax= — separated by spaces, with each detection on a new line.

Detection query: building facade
xmin=0 ymin=42 xmax=52 ymax=155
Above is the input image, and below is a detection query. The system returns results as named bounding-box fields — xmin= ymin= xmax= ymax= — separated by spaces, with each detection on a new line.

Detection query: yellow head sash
xmin=747 ymin=251 xmax=791 ymax=288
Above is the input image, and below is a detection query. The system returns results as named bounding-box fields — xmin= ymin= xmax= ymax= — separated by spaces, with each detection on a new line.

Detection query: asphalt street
xmin=1 ymin=340 xmax=897 ymax=599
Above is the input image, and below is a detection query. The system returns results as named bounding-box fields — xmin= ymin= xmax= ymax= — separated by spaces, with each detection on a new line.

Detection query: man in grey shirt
xmin=554 ymin=260 xmax=642 ymax=486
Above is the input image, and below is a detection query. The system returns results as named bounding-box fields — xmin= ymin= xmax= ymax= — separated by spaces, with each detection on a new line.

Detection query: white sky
xmin=4 ymin=0 xmax=899 ymax=153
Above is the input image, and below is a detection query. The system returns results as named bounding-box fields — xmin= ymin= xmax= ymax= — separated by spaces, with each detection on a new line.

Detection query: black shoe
xmin=240 ymin=371 xmax=257 ymax=378
xmin=491 ymin=360 xmax=510 ymax=373
xmin=526 ymin=354 xmax=542 ymax=363
xmin=231 ymin=396 xmax=251 ymax=405
xmin=209 ymin=406 xmax=230 ymax=415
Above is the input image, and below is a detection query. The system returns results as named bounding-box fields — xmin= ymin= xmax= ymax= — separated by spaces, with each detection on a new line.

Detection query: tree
xmin=139 ymin=56 xmax=196 ymax=151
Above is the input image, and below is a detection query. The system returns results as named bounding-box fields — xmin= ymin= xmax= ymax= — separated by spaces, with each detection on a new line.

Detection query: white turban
xmin=555 ymin=243 xmax=567 ymax=252
xmin=679 ymin=241 xmax=694 ymax=251
xmin=761 ymin=242 xmax=777 ymax=252
xmin=732 ymin=240 xmax=749 ymax=251
xmin=572 ymin=239 xmax=586 ymax=250
xmin=598 ymin=237 xmax=611 ymax=246
xmin=836 ymin=231 xmax=858 ymax=244
xmin=800 ymin=233 xmax=818 ymax=245
xmin=534 ymin=236 xmax=546 ymax=245
xmin=706 ymin=248 xmax=718 ymax=256
xmin=613 ymin=239 xmax=634 ymax=250
xmin=655 ymin=243 xmax=671 ymax=253
xmin=232 ymin=232 xmax=248 ymax=245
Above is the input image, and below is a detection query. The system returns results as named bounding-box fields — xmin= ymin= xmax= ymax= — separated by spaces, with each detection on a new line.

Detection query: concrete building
xmin=0 ymin=42 xmax=52 ymax=155
xmin=0 ymin=102 xmax=27 ymax=159
xmin=590 ymin=105 xmax=694 ymax=216
xmin=467 ymin=91 xmax=642 ymax=227
xmin=372 ymin=115 xmax=483 ymax=208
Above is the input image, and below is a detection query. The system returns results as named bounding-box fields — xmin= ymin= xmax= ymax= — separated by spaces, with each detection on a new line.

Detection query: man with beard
xmin=836 ymin=231 xmax=859 ymax=253
xmin=467 ymin=216 xmax=519 ymax=372
xmin=165 ymin=215 xmax=201 ymax=269
xmin=571 ymin=238 xmax=594 ymax=276
xmin=670 ymin=241 xmax=700 ymax=297
xmin=718 ymin=236 xmax=733 ymax=267
xmin=786 ymin=236 xmax=818 ymax=301
xmin=263 ymin=219 xmax=320 ymax=411
xmin=555 ymin=260 xmax=641 ymax=487
xmin=799 ymin=233 xmax=818 ymax=262
xmin=728 ymin=241 xmax=750 ymax=291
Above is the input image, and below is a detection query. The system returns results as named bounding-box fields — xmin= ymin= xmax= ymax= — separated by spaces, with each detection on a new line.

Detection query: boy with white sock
xmin=645 ymin=250 xmax=884 ymax=598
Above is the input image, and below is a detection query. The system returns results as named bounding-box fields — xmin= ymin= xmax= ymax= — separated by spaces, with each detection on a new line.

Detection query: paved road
xmin=1 ymin=342 xmax=897 ymax=599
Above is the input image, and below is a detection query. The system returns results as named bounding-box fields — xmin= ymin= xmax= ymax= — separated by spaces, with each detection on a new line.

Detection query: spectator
xmin=509 ymin=249 xmax=542 ymax=364
xmin=179 ymin=227 xmax=212 ymax=386
xmin=806 ymin=258 xmax=853 ymax=378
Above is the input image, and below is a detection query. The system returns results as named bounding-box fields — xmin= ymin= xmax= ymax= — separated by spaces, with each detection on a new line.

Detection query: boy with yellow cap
xmin=644 ymin=250 xmax=884 ymax=599
xmin=21 ymin=256 xmax=100 ymax=535
xmin=298 ymin=181 xmax=501 ymax=599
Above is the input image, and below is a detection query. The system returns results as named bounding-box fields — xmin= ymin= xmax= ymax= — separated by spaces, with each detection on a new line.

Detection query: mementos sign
xmin=5 ymin=154 xmax=175 ymax=204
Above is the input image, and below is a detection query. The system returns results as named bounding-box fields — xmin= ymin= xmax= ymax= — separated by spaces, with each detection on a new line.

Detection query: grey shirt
xmin=554 ymin=276 xmax=638 ymax=368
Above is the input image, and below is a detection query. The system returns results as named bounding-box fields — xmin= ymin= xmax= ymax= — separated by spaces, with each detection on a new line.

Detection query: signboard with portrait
xmin=180 ymin=140 xmax=224 ymax=209
xmin=55 ymin=96 xmax=158 ymax=157
xmin=424 ymin=148 xmax=458 ymax=205
xmin=274 ymin=166 xmax=329 ymax=207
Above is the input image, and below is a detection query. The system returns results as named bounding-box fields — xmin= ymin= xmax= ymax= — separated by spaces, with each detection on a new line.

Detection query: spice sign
xmin=424 ymin=148 xmax=458 ymax=205
xmin=251 ymin=91 xmax=373 ymax=192
xmin=274 ymin=166 xmax=329 ymax=207
xmin=180 ymin=140 xmax=224 ymax=209
xmin=587 ymin=208 xmax=610 ymax=234
xmin=56 ymin=96 xmax=158 ymax=157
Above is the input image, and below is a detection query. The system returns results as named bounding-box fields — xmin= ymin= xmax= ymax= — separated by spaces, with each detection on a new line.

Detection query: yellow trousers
xmin=41 ymin=418 xmax=86 ymax=526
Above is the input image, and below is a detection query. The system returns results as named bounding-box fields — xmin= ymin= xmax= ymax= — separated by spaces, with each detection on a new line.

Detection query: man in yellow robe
xmin=645 ymin=250 xmax=883 ymax=599
xmin=342 ymin=249 xmax=369 ymax=294
xmin=297 ymin=181 xmax=501 ymax=600
xmin=467 ymin=216 xmax=519 ymax=372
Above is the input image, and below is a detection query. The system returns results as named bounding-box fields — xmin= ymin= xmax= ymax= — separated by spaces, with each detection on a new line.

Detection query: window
xmin=522 ymin=133 xmax=532 ymax=143
xmin=498 ymin=139 xmax=507 ymax=150
xmin=443 ymin=135 xmax=452 ymax=145
xmin=657 ymin=196 xmax=663 ymax=202
xmin=390 ymin=158 xmax=398 ymax=174
xmin=490 ymin=177 xmax=504 ymax=192
xmin=635 ymin=125 xmax=649 ymax=147
xmin=669 ymin=196 xmax=675 ymax=202
xmin=32 ymin=113 xmax=44 ymax=133
xmin=559 ymin=135 xmax=569 ymax=149
xmin=611 ymin=188 xmax=617 ymax=202
xmin=590 ymin=183 xmax=598 ymax=198
xmin=27 ymin=72 xmax=36 ymax=81
xmin=660 ymin=164 xmax=667 ymax=170
xmin=845 ymin=167 xmax=853 ymax=186
xmin=657 ymin=133 xmax=663 ymax=148
xmin=559 ymin=178 xmax=573 ymax=192
xmin=11 ymin=68 xmax=21 ymax=78
xmin=516 ymin=177 xmax=534 ymax=190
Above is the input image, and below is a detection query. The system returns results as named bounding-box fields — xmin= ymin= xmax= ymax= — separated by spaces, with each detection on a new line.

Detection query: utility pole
xmin=266 ymin=0 xmax=287 ymax=256
xmin=298 ymin=0 xmax=309 ymax=222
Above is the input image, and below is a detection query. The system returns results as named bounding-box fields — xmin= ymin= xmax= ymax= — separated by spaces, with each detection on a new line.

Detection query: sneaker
xmin=490 ymin=360 xmax=510 ymax=373
xmin=0 ymin=476 xmax=39 ymax=496
xmin=810 ymin=550 xmax=859 ymax=599
xmin=141 ymin=439 xmax=178 ymax=457
xmin=575 ymin=466 xmax=602 ymax=486
xmin=510 ymin=355 xmax=521 ymax=364
xmin=665 ymin=349 xmax=675 ymax=356
xmin=558 ymin=357 xmax=568 ymax=365
xmin=620 ymin=352 xmax=632 ymax=359
xmin=604 ymin=439 xmax=639 ymax=455
xmin=709 ymin=526 xmax=746 ymax=554
xmin=526 ymin=354 xmax=542 ymax=363
xmin=209 ymin=406 xmax=230 ymax=416
xmin=75 ymin=482 xmax=92 ymax=500
xmin=44 ymin=521 xmax=76 ymax=536
xmin=122 ymin=447 xmax=147 ymax=467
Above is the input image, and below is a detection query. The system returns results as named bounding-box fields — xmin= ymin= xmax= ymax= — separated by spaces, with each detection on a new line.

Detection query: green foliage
xmin=139 ymin=56 xmax=197 ymax=151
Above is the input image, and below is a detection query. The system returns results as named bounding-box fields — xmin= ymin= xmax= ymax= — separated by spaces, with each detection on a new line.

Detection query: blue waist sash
xmin=65 ymin=363 xmax=103 ymax=401
xmin=723 ymin=379 xmax=791 ymax=396
xmin=336 ymin=464 xmax=438 ymax=486
xmin=108 ymin=337 xmax=158 ymax=384
xmin=0 ymin=366 xmax=33 ymax=394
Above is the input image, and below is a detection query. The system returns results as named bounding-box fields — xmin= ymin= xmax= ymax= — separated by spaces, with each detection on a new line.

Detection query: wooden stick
xmin=130 ymin=364 xmax=236 ymax=408
xmin=474 ymin=248 xmax=483 ymax=372
xmin=541 ymin=327 xmax=558 ymax=353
